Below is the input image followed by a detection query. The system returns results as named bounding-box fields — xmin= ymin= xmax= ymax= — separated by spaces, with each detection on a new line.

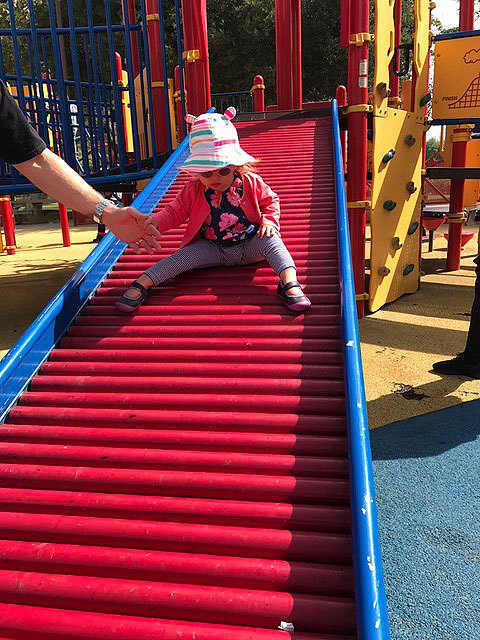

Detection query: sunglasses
xmin=199 ymin=167 xmax=232 ymax=178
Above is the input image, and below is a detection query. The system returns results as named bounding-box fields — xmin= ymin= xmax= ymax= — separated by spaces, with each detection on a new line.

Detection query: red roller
xmin=0 ymin=488 xmax=351 ymax=531
xmin=39 ymin=361 xmax=343 ymax=380
xmin=18 ymin=390 xmax=346 ymax=416
xmin=0 ymin=442 xmax=348 ymax=478
xmin=0 ymin=464 xmax=350 ymax=503
xmin=0 ymin=512 xmax=352 ymax=562
xmin=65 ymin=324 xmax=341 ymax=339
xmin=30 ymin=374 xmax=343 ymax=396
xmin=0 ymin=540 xmax=354 ymax=595
xmin=0 ymin=602 xmax=351 ymax=639
xmin=0 ymin=569 xmax=355 ymax=633
xmin=49 ymin=348 xmax=343 ymax=365
xmin=57 ymin=335 xmax=342 ymax=351
xmin=0 ymin=424 xmax=348 ymax=457
xmin=8 ymin=406 xmax=346 ymax=434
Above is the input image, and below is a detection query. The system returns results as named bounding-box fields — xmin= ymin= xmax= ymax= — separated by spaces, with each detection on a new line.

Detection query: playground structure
xmin=0 ymin=1 xmax=479 ymax=639
xmin=0 ymin=0 xmax=267 ymax=254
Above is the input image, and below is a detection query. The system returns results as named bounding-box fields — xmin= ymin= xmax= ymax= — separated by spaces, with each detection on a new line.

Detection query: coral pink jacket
xmin=151 ymin=171 xmax=280 ymax=248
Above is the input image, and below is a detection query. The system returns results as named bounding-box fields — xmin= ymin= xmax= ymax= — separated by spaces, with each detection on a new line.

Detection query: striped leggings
xmin=144 ymin=234 xmax=296 ymax=286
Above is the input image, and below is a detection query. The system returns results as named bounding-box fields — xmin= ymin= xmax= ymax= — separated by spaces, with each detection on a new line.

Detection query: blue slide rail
xmin=331 ymin=99 xmax=390 ymax=640
xmin=0 ymin=135 xmax=191 ymax=424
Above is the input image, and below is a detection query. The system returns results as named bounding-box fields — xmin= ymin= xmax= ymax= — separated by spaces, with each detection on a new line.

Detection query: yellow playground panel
xmin=369 ymin=0 xmax=431 ymax=312
xmin=133 ymin=69 xmax=177 ymax=160
xmin=370 ymin=111 xmax=424 ymax=312
xmin=433 ymin=34 xmax=480 ymax=121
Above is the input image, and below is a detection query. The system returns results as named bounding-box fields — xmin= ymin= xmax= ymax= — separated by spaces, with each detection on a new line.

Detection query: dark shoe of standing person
xmin=432 ymin=354 xmax=480 ymax=378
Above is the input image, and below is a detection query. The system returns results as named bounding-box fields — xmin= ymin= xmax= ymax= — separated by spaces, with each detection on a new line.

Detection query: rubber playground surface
xmin=1 ymin=219 xmax=479 ymax=638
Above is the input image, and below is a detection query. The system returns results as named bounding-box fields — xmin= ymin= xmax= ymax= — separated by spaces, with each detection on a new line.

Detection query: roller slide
xmin=0 ymin=103 xmax=389 ymax=639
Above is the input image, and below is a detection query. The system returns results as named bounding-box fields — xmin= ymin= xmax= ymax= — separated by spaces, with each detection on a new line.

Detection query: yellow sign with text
xmin=433 ymin=35 xmax=480 ymax=119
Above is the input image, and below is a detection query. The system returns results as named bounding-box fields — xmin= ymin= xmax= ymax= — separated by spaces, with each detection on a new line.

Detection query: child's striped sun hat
xmin=180 ymin=107 xmax=255 ymax=173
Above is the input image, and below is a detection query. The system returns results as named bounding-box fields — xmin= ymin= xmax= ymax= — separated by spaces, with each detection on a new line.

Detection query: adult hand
xmin=102 ymin=205 xmax=161 ymax=254
xmin=257 ymin=223 xmax=279 ymax=238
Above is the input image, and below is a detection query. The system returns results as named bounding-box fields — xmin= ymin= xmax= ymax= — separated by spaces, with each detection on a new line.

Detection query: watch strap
xmin=93 ymin=198 xmax=112 ymax=224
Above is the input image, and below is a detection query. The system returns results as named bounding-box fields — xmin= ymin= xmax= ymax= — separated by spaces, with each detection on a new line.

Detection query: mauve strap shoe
xmin=277 ymin=280 xmax=311 ymax=312
xmin=115 ymin=280 xmax=152 ymax=313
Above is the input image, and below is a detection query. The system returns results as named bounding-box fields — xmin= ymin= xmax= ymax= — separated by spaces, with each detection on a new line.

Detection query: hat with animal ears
xmin=180 ymin=107 xmax=255 ymax=172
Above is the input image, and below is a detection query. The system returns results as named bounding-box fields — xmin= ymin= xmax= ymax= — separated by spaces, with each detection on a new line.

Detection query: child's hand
xmin=257 ymin=223 xmax=279 ymax=238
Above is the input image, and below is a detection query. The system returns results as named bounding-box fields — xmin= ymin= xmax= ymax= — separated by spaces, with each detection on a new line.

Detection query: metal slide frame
xmin=0 ymin=103 xmax=390 ymax=639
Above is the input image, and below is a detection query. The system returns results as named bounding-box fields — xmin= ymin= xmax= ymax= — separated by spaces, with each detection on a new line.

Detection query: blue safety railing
xmin=0 ymin=133 xmax=191 ymax=423
xmin=211 ymin=90 xmax=254 ymax=114
xmin=0 ymin=0 xmax=188 ymax=194
xmin=331 ymin=98 xmax=391 ymax=640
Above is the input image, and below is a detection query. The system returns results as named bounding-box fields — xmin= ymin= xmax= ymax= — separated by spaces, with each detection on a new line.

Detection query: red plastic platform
xmin=0 ymin=116 xmax=355 ymax=639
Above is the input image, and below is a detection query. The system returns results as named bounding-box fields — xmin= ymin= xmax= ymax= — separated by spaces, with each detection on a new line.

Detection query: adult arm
xmin=0 ymin=80 xmax=159 ymax=253
xmin=13 ymin=148 xmax=161 ymax=253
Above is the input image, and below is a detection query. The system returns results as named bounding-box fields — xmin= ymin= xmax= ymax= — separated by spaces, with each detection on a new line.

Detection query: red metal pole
xmin=145 ymin=0 xmax=169 ymax=152
xmin=58 ymin=202 xmax=71 ymax=247
xmin=122 ymin=0 xmax=140 ymax=78
xmin=275 ymin=0 xmax=294 ymax=110
xmin=340 ymin=0 xmax=351 ymax=49
xmin=0 ymin=196 xmax=16 ymax=255
xmin=446 ymin=0 xmax=474 ymax=270
xmin=181 ymin=0 xmax=211 ymax=116
xmin=251 ymin=74 xmax=265 ymax=112
xmin=346 ymin=0 xmax=369 ymax=318
xmin=291 ymin=0 xmax=302 ymax=110
xmin=388 ymin=0 xmax=402 ymax=102
xmin=336 ymin=85 xmax=347 ymax=172
xmin=174 ymin=65 xmax=186 ymax=141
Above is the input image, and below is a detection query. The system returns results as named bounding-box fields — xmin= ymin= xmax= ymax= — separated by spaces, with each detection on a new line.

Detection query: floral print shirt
xmin=200 ymin=172 xmax=258 ymax=246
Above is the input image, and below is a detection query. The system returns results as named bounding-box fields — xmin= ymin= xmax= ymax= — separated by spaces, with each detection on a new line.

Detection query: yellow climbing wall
xmin=370 ymin=111 xmax=425 ymax=312
xmin=369 ymin=0 xmax=431 ymax=312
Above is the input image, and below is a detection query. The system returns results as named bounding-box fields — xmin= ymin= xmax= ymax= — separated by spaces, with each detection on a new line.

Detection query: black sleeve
xmin=0 ymin=79 xmax=47 ymax=164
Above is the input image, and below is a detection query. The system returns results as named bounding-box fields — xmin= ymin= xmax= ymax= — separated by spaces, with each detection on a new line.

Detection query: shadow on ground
xmin=366 ymin=374 xmax=480 ymax=430
xmin=371 ymin=403 xmax=480 ymax=639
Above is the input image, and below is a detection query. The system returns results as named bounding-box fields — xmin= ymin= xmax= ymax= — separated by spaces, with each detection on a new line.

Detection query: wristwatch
xmin=93 ymin=198 xmax=113 ymax=224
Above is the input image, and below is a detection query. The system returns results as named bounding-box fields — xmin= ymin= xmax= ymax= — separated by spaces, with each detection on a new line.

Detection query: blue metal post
xmin=26 ymin=0 xmax=49 ymax=145
xmin=85 ymin=0 xmax=109 ymax=174
xmin=174 ymin=0 xmax=187 ymax=136
xmin=65 ymin=0 xmax=90 ymax=176
xmin=157 ymin=0 xmax=173 ymax=153
xmin=139 ymin=0 xmax=159 ymax=167
xmin=104 ymin=0 xmax=128 ymax=174
xmin=46 ymin=0 xmax=76 ymax=167
xmin=121 ymin=0 xmax=142 ymax=170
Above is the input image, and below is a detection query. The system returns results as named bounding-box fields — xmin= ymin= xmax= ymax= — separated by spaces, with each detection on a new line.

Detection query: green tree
xmin=426 ymin=136 xmax=440 ymax=159
xmin=207 ymin=0 xmax=347 ymax=105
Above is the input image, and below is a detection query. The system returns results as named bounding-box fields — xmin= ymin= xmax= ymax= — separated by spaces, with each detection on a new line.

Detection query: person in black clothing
xmin=92 ymin=223 xmax=107 ymax=243
xmin=0 ymin=79 xmax=160 ymax=253
xmin=433 ymin=256 xmax=480 ymax=378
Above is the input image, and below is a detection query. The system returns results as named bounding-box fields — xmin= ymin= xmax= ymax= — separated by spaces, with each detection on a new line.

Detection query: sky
xmin=432 ymin=0 xmax=462 ymax=32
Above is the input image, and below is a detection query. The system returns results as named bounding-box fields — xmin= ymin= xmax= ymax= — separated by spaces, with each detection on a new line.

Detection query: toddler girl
xmin=116 ymin=107 xmax=311 ymax=313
